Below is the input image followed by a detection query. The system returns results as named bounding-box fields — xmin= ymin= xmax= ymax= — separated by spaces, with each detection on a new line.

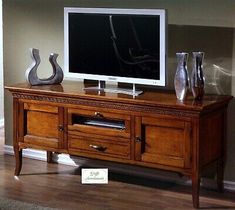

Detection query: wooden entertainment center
xmin=6 ymin=81 xmax=232 ymax=208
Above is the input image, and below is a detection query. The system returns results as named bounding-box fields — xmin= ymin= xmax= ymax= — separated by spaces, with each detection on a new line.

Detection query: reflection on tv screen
xmin=69 ymin=13 xmax=160 ymax=80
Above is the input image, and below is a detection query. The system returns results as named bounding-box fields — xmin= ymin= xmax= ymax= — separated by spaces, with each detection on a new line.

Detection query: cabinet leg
xmin=217 ymin=158 xmax=224 ymax=192
xmin=14 ymin=146 xmax=22 ymax=176
xmin=47 ymin=151 xmax=53 ymax=163
xmin=192 ymin=173 xmax=200 ymax=209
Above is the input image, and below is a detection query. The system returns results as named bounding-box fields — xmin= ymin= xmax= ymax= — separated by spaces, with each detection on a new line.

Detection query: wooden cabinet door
xmin=135 ymin=116 xmax=192 ymax=168
xmin=18 ymin=102 xmax=66 ymax=149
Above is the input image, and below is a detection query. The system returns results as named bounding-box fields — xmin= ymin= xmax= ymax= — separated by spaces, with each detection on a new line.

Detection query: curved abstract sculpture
xmin=25 ymin=48 xmax=64 ymax=85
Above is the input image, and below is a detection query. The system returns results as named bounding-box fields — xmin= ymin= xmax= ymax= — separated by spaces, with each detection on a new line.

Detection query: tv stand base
xmin=83 ymin=81 xmax=143 ymax=96
xmin=83 ymin=86 xmax=143 ymax=96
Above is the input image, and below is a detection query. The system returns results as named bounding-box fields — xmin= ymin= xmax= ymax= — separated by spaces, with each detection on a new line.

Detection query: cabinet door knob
xmin=89 ymin=144 xmax=107 ymax=152
xmin=95 ymin=112 xmax=103 ymax=118
xmin=136 ymin=136 xmax=142 ymax=142
xmin=58 ymin=125 xmax=64 ymax=132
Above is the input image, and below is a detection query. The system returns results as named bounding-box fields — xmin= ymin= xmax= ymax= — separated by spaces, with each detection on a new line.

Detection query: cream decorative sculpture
xmin=25 ymin=48 xmax=64 ymax=85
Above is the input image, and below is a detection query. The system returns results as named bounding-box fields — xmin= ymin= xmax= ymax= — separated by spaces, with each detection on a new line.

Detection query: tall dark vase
xmin=191 ymin=52 xmax=205 ymax=100
xmin=174 ymin=52 xmax=189 ymax=101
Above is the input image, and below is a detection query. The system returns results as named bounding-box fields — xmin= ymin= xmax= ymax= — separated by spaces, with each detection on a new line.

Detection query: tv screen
xmin=64 ymin=8 xmax=167 ymax=86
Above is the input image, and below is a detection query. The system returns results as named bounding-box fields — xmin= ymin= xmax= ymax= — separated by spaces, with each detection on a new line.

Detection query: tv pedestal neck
xmin=83 ymin=80 xmax=143 ymax=97
xmin=5 ymin=81 xmax=233 ymax=209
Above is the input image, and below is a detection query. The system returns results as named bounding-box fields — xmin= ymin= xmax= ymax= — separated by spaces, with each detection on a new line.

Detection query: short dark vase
xmin=191 ymin=52 xmax=205 ymax=100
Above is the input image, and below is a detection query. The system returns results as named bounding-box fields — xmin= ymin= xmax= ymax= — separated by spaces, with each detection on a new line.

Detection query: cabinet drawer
xmin=68 ymin=135 xmax=130 ymax=159
xmin=68 ymin=108 xmax=130 ymax=138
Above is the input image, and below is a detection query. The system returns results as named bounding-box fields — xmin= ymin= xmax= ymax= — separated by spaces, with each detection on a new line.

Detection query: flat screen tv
xmin=64 ymin=7 xmax=167 ymax=87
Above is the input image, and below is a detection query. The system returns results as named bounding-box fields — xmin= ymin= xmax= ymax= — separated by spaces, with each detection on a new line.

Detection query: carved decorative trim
xmin=12 ymin=93 xmax=198 ymax=117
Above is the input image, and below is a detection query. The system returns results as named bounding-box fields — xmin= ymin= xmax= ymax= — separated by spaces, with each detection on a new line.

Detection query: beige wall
xmin=0 ymin=0 xmax=3 ymax=125
xmin=3 ymin=0 xmax=235 ymax=181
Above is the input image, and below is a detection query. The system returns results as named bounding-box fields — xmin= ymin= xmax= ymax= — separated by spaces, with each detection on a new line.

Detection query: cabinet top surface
xmin=5 ymin=81 xmax=233 ymax=111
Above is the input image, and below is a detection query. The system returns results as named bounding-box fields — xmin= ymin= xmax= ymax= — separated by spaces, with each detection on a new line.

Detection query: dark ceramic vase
xmin=191 ymin=52 xmax=205 ymax=100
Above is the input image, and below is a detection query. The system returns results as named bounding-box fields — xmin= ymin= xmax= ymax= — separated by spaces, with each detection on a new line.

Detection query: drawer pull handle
xmin=95 ymin=112 xmax=103 ymax=118
xmin=89 ymin=144 xmax=107 ymax=152
xmin=58 ymin=125 xmax=64 ymax=132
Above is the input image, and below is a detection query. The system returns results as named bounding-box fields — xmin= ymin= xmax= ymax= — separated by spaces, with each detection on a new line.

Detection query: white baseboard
xmin=4 ymin=145 xmax=235 ymax=191
xmin=0 ymin=118 xmax=4 ymax=128
xmin=4 ymin=145 xmax=78 ymax=166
